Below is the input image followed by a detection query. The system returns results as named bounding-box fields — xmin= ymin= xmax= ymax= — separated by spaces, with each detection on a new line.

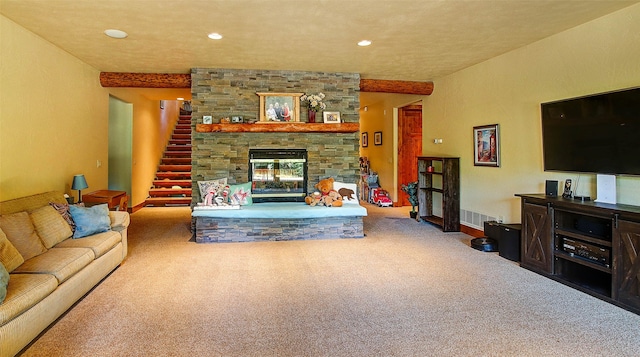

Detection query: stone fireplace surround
xmin=189 ymin=68 xmax=363 ymax=242
xmin=191 ymin=68 xmax=361 ymax=203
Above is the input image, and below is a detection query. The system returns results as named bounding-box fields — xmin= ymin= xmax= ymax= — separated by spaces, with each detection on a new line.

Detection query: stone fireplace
xmin=190 ymin=68 xmax=361 ymax=202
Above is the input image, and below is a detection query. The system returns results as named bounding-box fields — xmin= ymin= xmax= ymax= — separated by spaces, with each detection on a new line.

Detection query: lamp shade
xmin=71 ymin=175 xmax=88 ymax=190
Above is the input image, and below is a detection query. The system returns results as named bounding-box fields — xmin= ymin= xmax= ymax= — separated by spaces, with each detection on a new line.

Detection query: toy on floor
xmin=371 ymin=188 xmax=393 ymax=207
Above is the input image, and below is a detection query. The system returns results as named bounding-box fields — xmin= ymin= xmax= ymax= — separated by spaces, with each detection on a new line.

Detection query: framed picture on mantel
xmin=257 ymin=92 xmax=303 ymax=123
xmin=473 ymin=124 xmax=500 ymax=167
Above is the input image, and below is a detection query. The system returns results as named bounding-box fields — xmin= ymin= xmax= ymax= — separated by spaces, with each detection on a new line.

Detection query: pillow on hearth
xmin=333 ymin=182 xmax=359 ymax=204
xmin=69 ymin=204 xmax=111 ymax=239
xmin=228 ymin=182 xmax=253 ymax=206
xmin=0 ymin=211 xmax=48 ymax=261
xmin=197 ymin=178 xmax=228 ymax=202
xmin=0 ymin=228 xmax=24 ymax=272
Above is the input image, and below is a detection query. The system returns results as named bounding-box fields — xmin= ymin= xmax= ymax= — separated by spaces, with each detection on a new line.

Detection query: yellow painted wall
xmin=107 ymin=89 xmax=180 ymax=208
xmin=359 ymin=93 xmax=423 ymax=202
xmin=422 ymin=4 xmax=640 ymax=224
xmin=0 ymin=15 xmax=109 ymax=201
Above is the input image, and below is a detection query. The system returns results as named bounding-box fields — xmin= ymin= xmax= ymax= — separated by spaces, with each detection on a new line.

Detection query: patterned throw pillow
xmin=228 ymin=182 xmax=253 ymax=206
xmin=333 ymin=182 xmax=359 ymax=204
xmin=197 ymin=178 xmax=228 ymax=203
xmin=49 ymin=202 xmax=82 ymax=233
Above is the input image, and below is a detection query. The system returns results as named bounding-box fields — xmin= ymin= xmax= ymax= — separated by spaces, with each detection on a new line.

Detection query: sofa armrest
xmin=109 ymin=211 xmax=130 ymax=230
xmin=109 ymin=211 xmax=129 ymax=261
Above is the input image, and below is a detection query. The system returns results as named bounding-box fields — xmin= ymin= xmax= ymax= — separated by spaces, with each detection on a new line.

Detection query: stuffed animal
xmin=305 ymin=177 xmax=343 ymax=207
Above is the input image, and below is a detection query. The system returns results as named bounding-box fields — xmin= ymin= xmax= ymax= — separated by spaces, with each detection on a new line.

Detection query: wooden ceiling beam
xmin=359 ymin=79 xmax=434 ymax=95
xmin=98 ymin=73 xmax=433 ymax=96
xmin=99 ymin=72 xmax=191 ymax=88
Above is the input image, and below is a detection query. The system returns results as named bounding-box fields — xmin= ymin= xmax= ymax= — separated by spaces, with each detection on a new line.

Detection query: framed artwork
xmin=473 ymin=124 xmax=500 ymax=167
xmin=257 ymin=92 xmax=303 ymax=123
xmin=323 ymin=111 xmax=341 ymax=123
xmin=374 ymin=131 xmax=382 ymax=145
xmin=362 ymin=132 xmax=368 ymax=147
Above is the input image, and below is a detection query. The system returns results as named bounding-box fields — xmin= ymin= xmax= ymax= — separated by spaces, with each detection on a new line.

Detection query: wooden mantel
xmin=99 ymin=72 xmax=433 ymax=95
xmin=196 ymin=123 xmax=359 ymax=133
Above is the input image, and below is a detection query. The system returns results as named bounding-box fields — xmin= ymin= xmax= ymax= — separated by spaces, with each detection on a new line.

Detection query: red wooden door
xmin=398 ymin=104 xmax=422 ymax=206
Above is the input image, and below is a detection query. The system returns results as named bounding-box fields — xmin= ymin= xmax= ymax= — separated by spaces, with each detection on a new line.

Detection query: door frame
xmin=392 ymin=100 xmax=423 ymax=205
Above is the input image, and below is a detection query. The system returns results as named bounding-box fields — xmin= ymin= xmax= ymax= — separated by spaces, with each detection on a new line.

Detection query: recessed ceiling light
xmin=208 ymin=33 xmax=223 ymax=40
xmin=104 ymin=29 xmax=128 ymax=39
xmin=358 ymin=40 xmax=372 ymax=47
xmin=177 ymin=97 xmax=184 ymax=101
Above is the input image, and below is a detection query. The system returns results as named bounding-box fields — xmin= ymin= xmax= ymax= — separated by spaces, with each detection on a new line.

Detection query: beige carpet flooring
xmin=20 ymin=203 xmax=640 ymax=356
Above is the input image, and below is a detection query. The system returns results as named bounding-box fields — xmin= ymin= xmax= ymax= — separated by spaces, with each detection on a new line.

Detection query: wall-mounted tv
xmin=541 ymin=87 xmax=640 ymax=176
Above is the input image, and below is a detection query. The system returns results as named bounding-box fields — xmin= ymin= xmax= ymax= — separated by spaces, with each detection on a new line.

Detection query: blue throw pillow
xmin=69 ymin=204 xmax=111 ymax=238
xmin=0 ymin=263 xmax=8 ymax=304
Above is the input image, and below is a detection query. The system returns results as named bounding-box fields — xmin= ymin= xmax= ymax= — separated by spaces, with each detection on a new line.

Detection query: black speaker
xmin=546 ymin=180 xmax=558 ymax=197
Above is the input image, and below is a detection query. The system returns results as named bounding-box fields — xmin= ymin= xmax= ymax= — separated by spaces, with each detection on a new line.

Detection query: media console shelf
xmin=516 ymin=194 xmax=640 ymax=314
xmin=417 ymin=156 xmax=460 ymax=232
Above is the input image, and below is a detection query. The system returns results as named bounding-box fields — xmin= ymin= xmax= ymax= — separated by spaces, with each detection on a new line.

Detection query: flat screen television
xmin=541 ymin=87 xmax=640 ymax=176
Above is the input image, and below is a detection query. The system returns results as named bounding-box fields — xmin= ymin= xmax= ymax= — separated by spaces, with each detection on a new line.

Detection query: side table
xmin=82 ymin=190 xmax=128 ymax=211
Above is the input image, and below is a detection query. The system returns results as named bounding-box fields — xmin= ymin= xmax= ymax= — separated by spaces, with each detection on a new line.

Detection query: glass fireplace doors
xmin=249 ymin=149 xmax=307 ymax=203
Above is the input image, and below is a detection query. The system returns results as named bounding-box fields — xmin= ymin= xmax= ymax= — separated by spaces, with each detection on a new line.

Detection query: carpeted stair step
xmin=163 ymin=151 xmax=191 ymax=158
xmin=169 ymin=139 xmax=191 ymax=145
xmin=172 ymin=133 xmax=191 ymax=140
xmin=156 ymin=171 xmax=191 ymax=179
xmin=144 ymin=197 xmax=192 ymax=206
xmin=161 ymin=157 xmax=191 ymax=165
xmin=158 ymin=164 xmax=191 ymax=172
xmin=153 ymin=179 xmax=192 ymax=187
xmin=174 ymin=129 xmax=190 ymax=135
xmin=166 ymin=144 xmax=192 ymax=151
xmin=149 ymin=188 xmax=192 ymax=197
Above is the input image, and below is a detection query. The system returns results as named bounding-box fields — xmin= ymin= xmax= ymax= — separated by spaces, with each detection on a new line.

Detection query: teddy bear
xmin=305 ymin=177 xmax=343 ymax=207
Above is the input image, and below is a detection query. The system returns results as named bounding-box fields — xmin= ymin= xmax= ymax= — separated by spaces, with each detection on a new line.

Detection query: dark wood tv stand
xmin=516 ymin=194 xmax=640 ymax=314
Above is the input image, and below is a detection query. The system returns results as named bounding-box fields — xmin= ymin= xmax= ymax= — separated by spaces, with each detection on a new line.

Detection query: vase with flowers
xmin=300 ymin=92 xmax=327 ymax=123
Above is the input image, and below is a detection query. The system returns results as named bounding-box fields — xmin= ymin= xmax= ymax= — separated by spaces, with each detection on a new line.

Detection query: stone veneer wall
xmin=190 ymin=68 xmax=361 ymax=204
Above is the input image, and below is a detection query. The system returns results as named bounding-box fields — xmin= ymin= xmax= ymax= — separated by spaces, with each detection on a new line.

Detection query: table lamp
xmin=72 ymin=174 xmax=89 ymax=203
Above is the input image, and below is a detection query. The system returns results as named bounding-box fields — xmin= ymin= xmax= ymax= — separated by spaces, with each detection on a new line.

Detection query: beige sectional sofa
xmin=0 ymin=191 xmax=129 ymax=357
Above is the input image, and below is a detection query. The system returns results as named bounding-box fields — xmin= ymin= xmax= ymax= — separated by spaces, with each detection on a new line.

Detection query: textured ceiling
xmin=1 ymin=0 xmax=637 ymax=83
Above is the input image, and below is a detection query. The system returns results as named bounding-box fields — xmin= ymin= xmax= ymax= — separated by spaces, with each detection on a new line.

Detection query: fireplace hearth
xmin=249 ymin=149 xmax=307 ymax=203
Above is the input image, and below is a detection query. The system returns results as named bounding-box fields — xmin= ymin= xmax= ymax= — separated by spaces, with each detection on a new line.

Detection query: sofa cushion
xmin=0 ymin=228 xmax=24 ymax=272
xmin=12 ymin=248 xmax=94 ymax=284
xmin=54 ymin=230 xmax=120 ymax=258
xmin=0 ymin=211 xmax=48 ymax=260
xmin=0 ymin=263 xmax=8 ymax=304
xmin=69 ymin=204 xmax=111 ymax=239
xmin=30 ymin=205 xmax=73 ymax=248
xmin=0 ymin=273 xmax=58 ymax=326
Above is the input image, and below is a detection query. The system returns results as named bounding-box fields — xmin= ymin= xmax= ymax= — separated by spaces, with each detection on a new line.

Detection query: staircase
xmin=145 ymin=114 xmax=192 ymax=206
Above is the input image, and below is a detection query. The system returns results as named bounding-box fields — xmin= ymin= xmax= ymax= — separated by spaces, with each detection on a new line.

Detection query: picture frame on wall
xmin=257 ymin=92 xmax=303 ymax=123
xmin=362 ymin=132 xmax=368 ymax=147
xmin=374 ymin=131 xmax=382 ymax=145
xmin=473 ymin=124 xmax=500 ymax=167
xmin=323 ymin=111 xmax=341 ymax=123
